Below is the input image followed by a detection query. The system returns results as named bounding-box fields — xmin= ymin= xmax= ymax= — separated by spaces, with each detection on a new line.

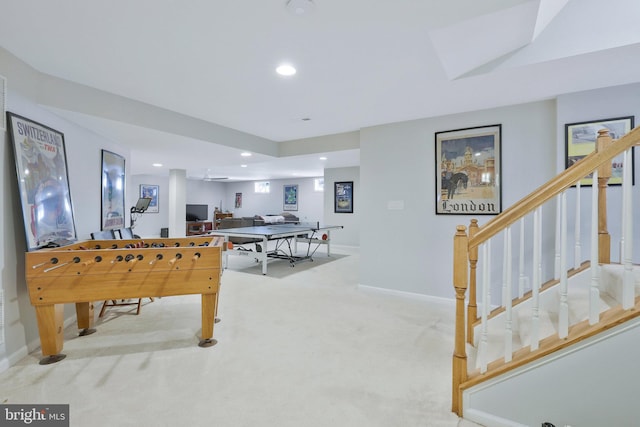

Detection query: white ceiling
xmin=1 ymin=0 xmax=639 ymax=180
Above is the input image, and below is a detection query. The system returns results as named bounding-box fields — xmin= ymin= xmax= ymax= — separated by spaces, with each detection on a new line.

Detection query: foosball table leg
xmin=35 ymin=304 xmax=66 ymax=365
xmin=199 ymin=293 xmax=218 ymax=348
xmin=75 ymin=302 xmax=97 ymax=336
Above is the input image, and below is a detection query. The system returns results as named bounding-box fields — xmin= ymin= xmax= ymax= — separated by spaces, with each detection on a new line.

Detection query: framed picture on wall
xmin=283 ymin=184 xmax=298 ymax=211
xmin=565 ymin=116 xmax=635 ymax=186
xmin=140 ymin=184 xmax=159 ymax=213
xmin=435 ymin=124 xmax=502 ymax=215
xmin=235 ymin=192 xmax=242 ymax=208
xmin=6 ymin=112 xmax=78 ymax=250
xmin=334 ymin=181 xmax=353 ymax=213
xmin=101 ymin=149 xmax=126 ymax=230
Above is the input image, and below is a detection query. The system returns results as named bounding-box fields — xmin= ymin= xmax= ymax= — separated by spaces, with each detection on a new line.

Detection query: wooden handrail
xmin=469 ymin=126 xmax=640 ymax=249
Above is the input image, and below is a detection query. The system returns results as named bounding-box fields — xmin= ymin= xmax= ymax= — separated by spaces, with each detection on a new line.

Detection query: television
xmin=186 ymin=204 xmax=209 ymax=221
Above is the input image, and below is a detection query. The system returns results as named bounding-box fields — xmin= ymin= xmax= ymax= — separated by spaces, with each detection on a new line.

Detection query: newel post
xmin=596 ymin=129 xmax=612 ymax=264
xmin=452 ymin=225 xmax=469 ymax=416
xmin=466 ymin=219 xmax=479 ymax=345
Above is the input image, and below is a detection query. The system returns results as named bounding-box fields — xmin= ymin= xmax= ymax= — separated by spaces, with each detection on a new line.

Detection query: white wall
xmin=224 ymin=177 xmax=325 ymax=224
xmin=359 ymin=101 xmax=558 ymax=298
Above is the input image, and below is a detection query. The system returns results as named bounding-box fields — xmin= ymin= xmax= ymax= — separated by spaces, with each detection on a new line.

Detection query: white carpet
xmin=0 ymin=245 xmax=482 ymax=427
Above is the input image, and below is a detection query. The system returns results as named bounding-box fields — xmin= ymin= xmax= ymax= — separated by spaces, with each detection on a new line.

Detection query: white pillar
xmin=169 ymin=169 xmax=186 ymax=238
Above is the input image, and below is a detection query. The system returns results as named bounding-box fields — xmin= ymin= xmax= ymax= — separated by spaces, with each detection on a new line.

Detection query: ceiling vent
xmin=0 ymin=75 xmax=6 ymax=131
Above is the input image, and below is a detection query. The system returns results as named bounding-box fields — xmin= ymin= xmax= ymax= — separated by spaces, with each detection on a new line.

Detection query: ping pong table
xmin=212 ymin=223 xmax=343 ymax=275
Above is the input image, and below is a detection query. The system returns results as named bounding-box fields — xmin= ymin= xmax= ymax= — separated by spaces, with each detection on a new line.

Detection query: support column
xmin=169 ymin=169 xmax=187 ymax=238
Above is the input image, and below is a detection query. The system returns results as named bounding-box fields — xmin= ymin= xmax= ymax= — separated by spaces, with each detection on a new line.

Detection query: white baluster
xmin=479 ymin=242 xmax=491 ymax=373
xmin=622 ymin=148 xmax=634 ymax=309
xmin=554 ymin=197 xmax=561 ymax=278
xmin=589 ymin=169 xmax=600 ymax=325
xmin=518 ymin=218 xmax=527 ymax=298
xmin=531 ymin=207 xmax=541 ymax=351
xmin=574 ymin=181 xmax=581 ymax=269
xmin=504 ymin=227 xmax=513 ymax=362
xmin=620 ymin=149 xmax=626 ymax=263
xmin=559 ymin=192 xmax=569 ymax=338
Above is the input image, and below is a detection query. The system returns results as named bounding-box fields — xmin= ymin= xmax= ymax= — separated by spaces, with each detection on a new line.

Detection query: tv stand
xmin=186 ymin=221 xmax=213 ymax=236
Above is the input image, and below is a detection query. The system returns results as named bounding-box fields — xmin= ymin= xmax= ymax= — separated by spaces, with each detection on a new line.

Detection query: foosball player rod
xmin=111 ymin=255 xmax=124 ymax=264
xmin=43 ymin=256 xmax=80 ymax=273
xmin=32 ymin=257 xmax=59 ymax=269
xmin=192 ymin=252 xmax=201 ymax=262
xmin=82 ymin=256 xmax=103 ymax=266
xmin=168 ymin=253 xmax=182 ymax=266
xmin=149 ymin=253 xmax=163 ymax=265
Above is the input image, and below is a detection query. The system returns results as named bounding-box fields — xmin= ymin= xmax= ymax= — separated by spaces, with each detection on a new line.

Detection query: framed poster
xmin=565 ymin=116 xmax=634 ymax=186
xmin=140 ymin=184 xmax=159 ymax=213
xmin=7 ymin=112 xmax=77 ymax=250
xmin=283 ymin=184 xmax=298 ymax=211
xmin=235 ymin=192 xmax=242 ymax=208
xmin=435 ymin=124 xmax=502 ymax=215
xmin=101 ymin=150 xmax=126 ymax=230
xmin=334 ymin=181 xmax=353 ymax=213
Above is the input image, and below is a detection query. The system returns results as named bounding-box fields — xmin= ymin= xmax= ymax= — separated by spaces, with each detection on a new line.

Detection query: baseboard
xmin=357 ymin=284 xmax=455 ymax=306
xmin=463 ymin=408 xmax=529 ymax=427
xmin=0 ymin=313 xmax=78 ymax=374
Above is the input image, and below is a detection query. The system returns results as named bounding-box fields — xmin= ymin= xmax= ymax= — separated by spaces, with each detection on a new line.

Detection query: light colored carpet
xmin=0 ymin=245 xmax=482 ymax=427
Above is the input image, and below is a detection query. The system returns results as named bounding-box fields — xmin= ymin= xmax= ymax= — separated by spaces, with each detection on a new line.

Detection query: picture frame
xmin=140 ymin=184 xmax=159 ymax=213
xmin=235 ymin=192 xmax=242 ymax=209
xmin=435 ymin=124 xmax=502 ymax=215
xmin=6 ymin=112 xmax=78 ymax=250
xmin=334 ymin=181 xmax=353 ymax=213
xmin=101 ymin=149 xmax=126 ymax=230
xmin=565 ymin=116 xmax=635 ymax=186
xmin=283 ymin=184 xmax=298 ymax=211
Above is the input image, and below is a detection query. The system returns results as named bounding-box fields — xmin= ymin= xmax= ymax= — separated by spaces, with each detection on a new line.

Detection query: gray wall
xmin=359 ymin=101 xmax=557 ymax=298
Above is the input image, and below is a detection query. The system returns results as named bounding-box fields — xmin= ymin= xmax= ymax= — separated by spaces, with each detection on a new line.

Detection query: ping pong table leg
xmin=326 ymin=230 xmax=331 ymax=256
xmin=223 ymin=236 xmax=229 ymax=269
xmin=260 ymin=236 xmax=268 ymax=275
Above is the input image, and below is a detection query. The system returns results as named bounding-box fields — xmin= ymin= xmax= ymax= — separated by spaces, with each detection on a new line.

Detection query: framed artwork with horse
xmin=435 ymin=124 xmax=502 ymax=215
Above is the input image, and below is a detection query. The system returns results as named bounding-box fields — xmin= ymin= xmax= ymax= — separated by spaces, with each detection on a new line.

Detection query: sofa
xmin=216 ymin=213 xmax=300 ymax=245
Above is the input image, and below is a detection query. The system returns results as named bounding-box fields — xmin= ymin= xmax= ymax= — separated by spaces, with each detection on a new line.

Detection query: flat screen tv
xmin=186 ymin=204 xmax=208 ymax=221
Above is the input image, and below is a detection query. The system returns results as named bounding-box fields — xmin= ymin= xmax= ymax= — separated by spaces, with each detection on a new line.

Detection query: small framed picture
xmin=334 ymin=181 xmax=353 ymax=213
xmin=235 ymin=192 xmax=242 ymax=208
xmin=283 ymin=184 xmax=298 ymax=211
xmin=140 ymin=184 xmax=159 ymax=213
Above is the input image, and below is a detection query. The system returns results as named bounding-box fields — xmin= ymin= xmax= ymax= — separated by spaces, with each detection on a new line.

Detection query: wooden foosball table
xmin=25 ymin=235 xmax=224 ymax=364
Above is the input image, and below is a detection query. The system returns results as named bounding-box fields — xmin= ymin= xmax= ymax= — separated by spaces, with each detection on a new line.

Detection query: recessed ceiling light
xmin=241 ymin=164 xmax=248 ymax=168
xmin=241 ymin=152 xmax=252 ymax=157
xmin=276 ymin=64 xmax=296 ymax=76
xmin=286 ymin=0 xmax=315 ymax=15
xmin=152 ymin=163 xmax=163 ymax=167
xmin=319 ymin=156 xmax=327 ymax=160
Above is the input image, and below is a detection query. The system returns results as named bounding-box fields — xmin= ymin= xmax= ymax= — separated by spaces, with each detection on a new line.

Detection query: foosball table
xmin=25 ymin=235 xmax=224 ymax=364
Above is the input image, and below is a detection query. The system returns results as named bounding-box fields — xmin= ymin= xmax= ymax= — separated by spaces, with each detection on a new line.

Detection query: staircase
xmin=451 ymin=126 xmax=640 ymax=425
